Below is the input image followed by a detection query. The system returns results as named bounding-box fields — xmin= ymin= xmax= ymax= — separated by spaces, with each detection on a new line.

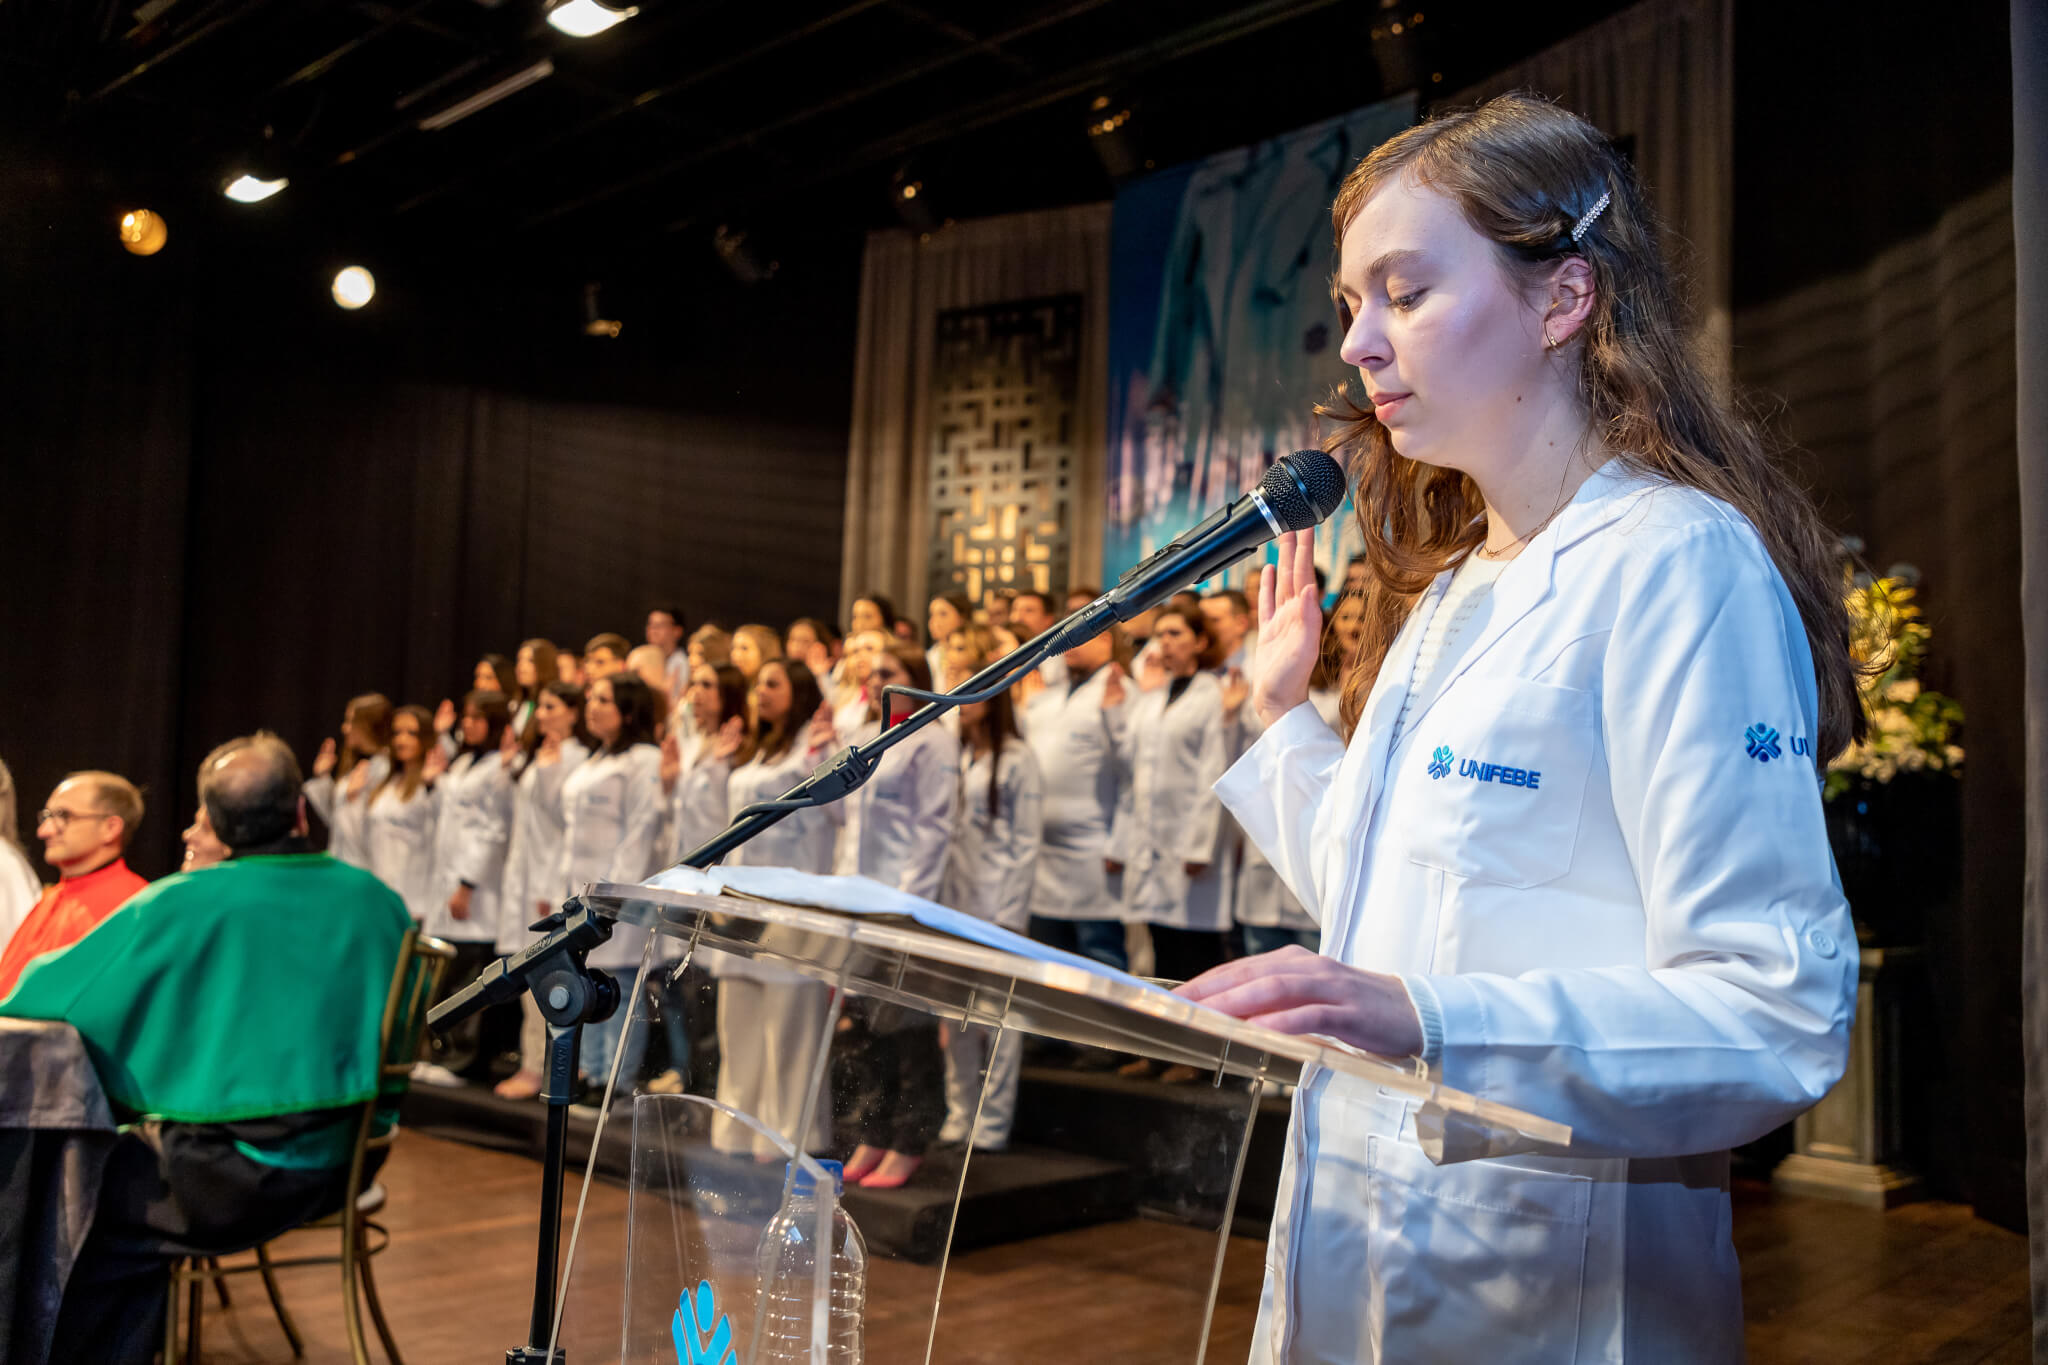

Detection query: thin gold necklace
xmin=1476 ymin=456 xmax=1582 ymax=560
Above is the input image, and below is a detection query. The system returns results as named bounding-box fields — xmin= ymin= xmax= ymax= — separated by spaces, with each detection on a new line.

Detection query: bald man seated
xmin=2 ymin=732 xmax=411 ymax=1365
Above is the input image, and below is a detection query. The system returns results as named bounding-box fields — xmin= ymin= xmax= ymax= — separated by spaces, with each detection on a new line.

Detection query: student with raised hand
xmin=709 ymin=659 xmax=840 ymax=1160
xmin=1020 ymin=623 xmax=1131 ymax=971
xmin=304 ymin=692 xmax=392 ymax=870
xmin=492 ymin=681 xmax=590 ymax=1100
xmin=363 ymin=705 xmax=438 ymax=923
xmin=831 ymin=641 xmax=960 ymax=1190
xmin=1102 ymin=602 xmax=1233 ymax=992
xmin=416 ymin=689 xmax=517 ymax=1085
xmin=1177 ymin=94 xmax=1859 ymax=1361
xmin=555 ymin=673 xmax=665 ymax=1098
xmin=728 ymin=623 xmax=783 ymax=684
xmin=936 ymin=630 xmax=1043 ymax=1152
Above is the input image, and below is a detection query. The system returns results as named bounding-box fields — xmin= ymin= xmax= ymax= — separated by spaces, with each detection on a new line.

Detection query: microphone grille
xmin=1258 ymin=450 xmax=1349 ymax=530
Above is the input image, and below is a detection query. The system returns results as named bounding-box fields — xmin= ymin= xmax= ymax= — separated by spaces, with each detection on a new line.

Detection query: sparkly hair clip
xmin=1569 ymin=190 xmax=1612 ymax=244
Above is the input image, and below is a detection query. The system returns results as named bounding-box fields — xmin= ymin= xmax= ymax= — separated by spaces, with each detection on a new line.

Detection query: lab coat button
xmin=1807 ymin=928 xmax=1838 ymax=959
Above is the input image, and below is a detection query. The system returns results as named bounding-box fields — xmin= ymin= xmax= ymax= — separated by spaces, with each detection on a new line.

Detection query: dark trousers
xmin=428 ymin=940 xmax=521 ymax=1079
xmin=836 ymin=1000 xmax=945 ymax=1157
xmin=50 ymin=1112 xmax=374 ymax=1365
xmin=1148 ymin=925 xmax=1234 ymax=986
xmin=1240 ymin=924 xmax=1320 ymax=957
xmin=1027 ymin=915 xmax=1129 ymax=972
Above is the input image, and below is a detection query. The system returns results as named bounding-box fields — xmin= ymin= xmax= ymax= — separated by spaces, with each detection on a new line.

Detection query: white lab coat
xmin=363 ymin=778 xmax=438 ymax=923
xmin=831 ymin=721 xmax=959 ymax=902
xmin=556 ymin=744 xmax=664 ymax=971
xmin=1110 ymin=672 xmax=1232 ymax=930
xmin=0 ymin=840 xmax=41 ymax=943
xmin=1020 ymin=666 xmax=1125 ymax=922
xmin=497 ymin=739 xmax=589 ymax=954
xmin=942 ymin=742 xmax=1043 ymax=933
xmin=710 ymin=737 xmax=839 ymax=1158
xmin=1217 ymin=463 xmax=1856 ymax=1363
xmin=668 ymin=738 xmax=734 ymax=867
xmin=1232 ymin=695 xmax=1317 ymax=933
xmin=304 ymin=753 xmax=390 ymax=871
xmin=425 ymin=750 xmax=514 ymax=944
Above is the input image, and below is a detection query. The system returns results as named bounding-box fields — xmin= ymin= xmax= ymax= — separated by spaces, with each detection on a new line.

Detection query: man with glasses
xmin=0 ymin=771 xmax=146 ymax=998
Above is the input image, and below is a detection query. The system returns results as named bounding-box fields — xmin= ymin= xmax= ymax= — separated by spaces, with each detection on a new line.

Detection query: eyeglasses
xmin=37 ymin=808 xmax=113 ymax=830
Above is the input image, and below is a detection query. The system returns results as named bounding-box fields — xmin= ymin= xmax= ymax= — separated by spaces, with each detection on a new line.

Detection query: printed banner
xmin=1105 ymin=94 xmax=1416 ymax=593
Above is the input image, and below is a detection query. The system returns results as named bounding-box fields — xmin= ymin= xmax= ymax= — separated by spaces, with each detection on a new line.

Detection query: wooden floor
xmin=181 ymin=1132 xmax=2027 ymax=1364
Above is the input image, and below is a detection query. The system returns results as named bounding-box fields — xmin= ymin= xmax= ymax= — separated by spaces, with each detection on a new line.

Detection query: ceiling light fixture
xmin=546 ymin=0 xmax=638 ymax=38
xmin=223 ymin=174 xmax=288 ymax=203
xmin=118 ymin=209 xmax=169 ymax=255
xmin=417 ymin=59 xmax=555 ymax=131
xmin=332 ymin=267 xmax=377 ymax=310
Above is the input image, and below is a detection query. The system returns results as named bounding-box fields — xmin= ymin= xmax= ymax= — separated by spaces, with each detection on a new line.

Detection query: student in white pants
xmin=935 ymin=631 xmax=1042 ymax=1151
xmin=709 ymin=659 xmax=840 ymax=1159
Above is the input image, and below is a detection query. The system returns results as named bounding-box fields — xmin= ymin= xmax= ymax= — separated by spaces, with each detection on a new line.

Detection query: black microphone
xmin=1037 ymin=448 xmax=1348 ymax=656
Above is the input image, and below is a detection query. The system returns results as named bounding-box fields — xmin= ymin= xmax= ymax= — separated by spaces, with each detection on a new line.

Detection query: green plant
xmin=1825 ymin=575 xmax=1964 ymax=800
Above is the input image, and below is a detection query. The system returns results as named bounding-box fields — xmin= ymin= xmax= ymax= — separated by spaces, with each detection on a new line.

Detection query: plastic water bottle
xmin=755 ymin=1158 xmax=867 ymax=1363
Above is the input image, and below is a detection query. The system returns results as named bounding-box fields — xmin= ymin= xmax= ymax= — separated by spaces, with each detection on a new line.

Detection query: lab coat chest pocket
xmin=1401 ymin=677 xmax=1595 ymax=889
xmin=1364 ymin=1136 xmax=1591 ymax=1364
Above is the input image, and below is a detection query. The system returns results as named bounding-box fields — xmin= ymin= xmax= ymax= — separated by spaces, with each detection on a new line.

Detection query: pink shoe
xmin=841 ymin=1144 xmax=885 ymax=1182
xmin=858 ymin=1151 xmax=923 ymax=1189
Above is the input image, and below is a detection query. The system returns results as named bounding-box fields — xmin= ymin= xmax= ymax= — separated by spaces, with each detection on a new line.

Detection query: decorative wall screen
xmin=927 ymin=294 xmax=1081 ymax=605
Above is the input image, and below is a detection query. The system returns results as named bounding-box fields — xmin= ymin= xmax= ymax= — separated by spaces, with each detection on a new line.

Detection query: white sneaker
xmin=410 ymin=1061 xmax=465 ymax=1088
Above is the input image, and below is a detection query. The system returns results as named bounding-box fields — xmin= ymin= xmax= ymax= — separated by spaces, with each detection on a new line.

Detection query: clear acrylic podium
xmin=541 ymin=873 xmax=1569 ymax=1365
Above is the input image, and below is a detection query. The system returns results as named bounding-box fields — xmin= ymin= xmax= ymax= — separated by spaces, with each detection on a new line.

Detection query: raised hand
xmin=804 ymin=701 xmax=838 ymax=754
xmin=1136 ymin=647 xmax=1168 ymax=693
xmin=422 ymin=743 xmax=450 ymax=782
xmin=498 ymin=721 xmax=521 ymax=769
xmin=1221 ymin=667 xmax=1250 ymax=721
xmin=1012 ymin=666 xmax=1046 ymax=709
xmin=713 ymin=714 xmax=746 ymax=761
xmin=1100 ymin=661 xmax=1127 ymax=709
xmin=1250 ymin=528 xmax=1323 ymax=727
xmin=433 ymin=698 xmax=457 ymax=735
xmin=659 ymin=732 xmax=682 ymax=790
xmin=313 ymin=737 xmax=338 ymax=778
xmin=803 ymin=640 xmax=831 ymax=676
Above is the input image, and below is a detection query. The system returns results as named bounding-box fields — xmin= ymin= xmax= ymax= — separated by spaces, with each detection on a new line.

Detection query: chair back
xmin=350 ymin=929 xmax=457 ymax=1179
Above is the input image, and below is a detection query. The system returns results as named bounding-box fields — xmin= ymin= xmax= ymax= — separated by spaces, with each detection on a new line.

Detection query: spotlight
xmin=332 ymin=267 xmax=376 ymax=310
xmin=118 ymin=209 xmax=169 ymax=255
xmin=546 ymin=0 xmax=637 ymax=37
xmin=889 ymin=164 xmax=939 ymax=233
xmin=223 ymin=174 xmax=288 ymax=203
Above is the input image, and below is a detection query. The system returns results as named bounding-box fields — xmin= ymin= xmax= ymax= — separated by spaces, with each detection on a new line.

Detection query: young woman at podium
xmin=1177 ymin=94 xmax=1860 ymax=1363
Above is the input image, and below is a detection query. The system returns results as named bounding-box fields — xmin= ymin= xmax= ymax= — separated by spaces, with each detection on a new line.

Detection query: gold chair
xmin=165 ymin=928 xmax=457 ymax=1364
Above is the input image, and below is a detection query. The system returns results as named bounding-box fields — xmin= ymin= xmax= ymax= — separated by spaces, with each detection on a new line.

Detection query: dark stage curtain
xmin=2011 ymin=0 xmax=2048 ymax=1353
xmin=1731 ymin=4 xmax=2020 ymax=1224
xmin=0 ymin=171 xmax=857 ymax=880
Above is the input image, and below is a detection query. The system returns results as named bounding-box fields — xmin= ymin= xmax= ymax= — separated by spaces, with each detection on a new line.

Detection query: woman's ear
xmin=1545 ymin=255 xmax=1597 ymax=346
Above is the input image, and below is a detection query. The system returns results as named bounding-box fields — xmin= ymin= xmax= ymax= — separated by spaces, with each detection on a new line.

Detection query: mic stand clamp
xmin=427 ymin=900 xmax=620 ymax=1365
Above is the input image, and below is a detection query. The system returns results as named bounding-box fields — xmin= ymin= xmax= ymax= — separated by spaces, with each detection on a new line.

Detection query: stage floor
xmin=180 ymin=1131 xmax=2028 ymax=1364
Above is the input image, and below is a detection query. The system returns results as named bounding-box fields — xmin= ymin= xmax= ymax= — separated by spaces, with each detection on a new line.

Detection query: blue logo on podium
xmin=674 ymin=1280 xmax=735 ymax=1365
xmin=1428 ymin=745 xmax=1454 ymax=779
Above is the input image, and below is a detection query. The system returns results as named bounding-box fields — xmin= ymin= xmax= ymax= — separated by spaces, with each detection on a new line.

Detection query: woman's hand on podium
xmin=1251 ymin=528 xmax=1322 ymax=728
xmin=1175 ymin=945 xmax=1424 ymax=1059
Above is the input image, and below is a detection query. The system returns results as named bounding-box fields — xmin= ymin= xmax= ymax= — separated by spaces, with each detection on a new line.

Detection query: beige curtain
xmin=839 ymin=203 xmax=1111 ymax=623
xmin=1451 ymin=0 xmax=1733 ymax=369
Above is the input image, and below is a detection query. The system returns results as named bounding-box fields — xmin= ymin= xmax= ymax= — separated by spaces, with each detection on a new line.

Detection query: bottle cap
xmin=790 ymin=1158 xmax=844 ymax=1197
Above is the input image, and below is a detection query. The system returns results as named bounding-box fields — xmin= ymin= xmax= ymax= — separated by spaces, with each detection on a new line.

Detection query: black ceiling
xmin=1 ymin=0 xmax=1637 ymax=286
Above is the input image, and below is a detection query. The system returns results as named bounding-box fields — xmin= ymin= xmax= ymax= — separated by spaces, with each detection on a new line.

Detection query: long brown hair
xmin=1323 ymin=93 xmax=1859 ymax=757
xmin=339 ymin=692 xmax=393 ymax=780
xmin=948 ymin=630 xmax=1022 ymax=819
xmin=376 ymin=704 xmax=434 ymax=804
xmin=741 ymin=660 xmax=825 ymax=766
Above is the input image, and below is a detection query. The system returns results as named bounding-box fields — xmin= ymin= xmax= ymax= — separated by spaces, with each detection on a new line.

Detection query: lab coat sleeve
xmin=1212 ymin=703 xmax=1347 ymax=912
xmin=1179 ymin=688 xmax=1228 ymax=865
xmin=899 ymin=737 xmax=961 ymax=902
xmin=303 ymin=773 xmax=339 ymax=825
xmin=1410 ymin=523 xmax=1857 ymax=1163
xmin=453 ymin=762 xmax=513 ymax=888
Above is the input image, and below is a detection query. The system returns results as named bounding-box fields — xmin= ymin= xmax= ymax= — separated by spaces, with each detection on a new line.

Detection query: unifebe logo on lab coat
xmin=1426 ymin=744 xmax=1541 ymax=790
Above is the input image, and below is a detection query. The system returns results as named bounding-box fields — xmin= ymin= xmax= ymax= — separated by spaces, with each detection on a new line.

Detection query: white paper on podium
xmin=645 ymin=862 xmax=1160 ymax=996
